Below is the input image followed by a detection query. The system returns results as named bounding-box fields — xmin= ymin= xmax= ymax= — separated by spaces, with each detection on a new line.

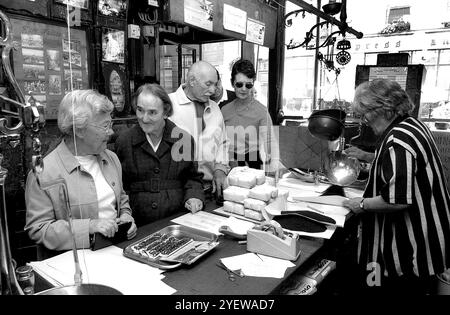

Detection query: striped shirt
xmin=359 ymin=115 xmax=450 ymax=278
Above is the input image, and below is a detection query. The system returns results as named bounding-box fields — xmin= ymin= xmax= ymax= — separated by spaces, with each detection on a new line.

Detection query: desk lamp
xmin=308 ymin=109 xmax=360 ymax=187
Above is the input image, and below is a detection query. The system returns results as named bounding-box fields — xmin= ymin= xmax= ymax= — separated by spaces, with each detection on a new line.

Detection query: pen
xmin=307 ymin=204 xmax=325 ymax=214
xmin=255 ymin=253 xmax=264 ymax=261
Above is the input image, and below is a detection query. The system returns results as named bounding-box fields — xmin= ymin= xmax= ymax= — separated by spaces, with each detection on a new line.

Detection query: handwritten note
xmin=223 ymin=4 xmax=247 ymax=34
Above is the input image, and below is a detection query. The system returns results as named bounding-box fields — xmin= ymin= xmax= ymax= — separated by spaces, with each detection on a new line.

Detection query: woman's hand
xmin=343 ymin=197 xmax=365 ymax=214
xmin=89 ymin=219 xmax=118 ymax=238
xmin=185 ymin=198 xmax=204 ymax=213
xmin=344 ymin=146 xmax=374 ymax=162
xmin=117 ymin=213 xmax=137 ymax=240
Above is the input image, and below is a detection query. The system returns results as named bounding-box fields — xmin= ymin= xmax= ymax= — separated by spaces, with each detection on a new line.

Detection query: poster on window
xmin=55 ymin=0 xmax=89 ymax=10
xmin=223 ymin=4 xmax=246 ymax=35
xmin=246 ymin=18 xmax=265 ymax=46
xmin=102 ymin=28 xmax=125 ymax=64
xmin=184 ymin=0 xmax=213 ymax=32
xmin=98 ymin=0 xmax=128 ymax=19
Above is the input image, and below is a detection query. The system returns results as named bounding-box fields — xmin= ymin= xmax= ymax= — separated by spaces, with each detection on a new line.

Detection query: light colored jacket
xmin=25 ymin=140 xmax=132 ymax=251
xmin=169 ymin=85 xmax=230 ymax=182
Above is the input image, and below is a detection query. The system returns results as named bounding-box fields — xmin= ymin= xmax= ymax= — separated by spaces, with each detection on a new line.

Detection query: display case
xmin=51 ymin=0 xmax=93 ymax=24
xmin=9 ymin=16 xmax=90 ymax=119
xmin=97 ymin=0 xmax=128 ymax=29
xmin=101 ymin=28 xmax=125 ymax=64
xmin=102 ymin=63 xmax=128 ymax=115
xmin=0 ymin=0 xmax=49 ymax=17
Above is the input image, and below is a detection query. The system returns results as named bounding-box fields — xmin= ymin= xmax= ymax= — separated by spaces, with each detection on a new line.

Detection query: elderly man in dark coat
xmin=116 ymin=84 xmax=204 ymax=226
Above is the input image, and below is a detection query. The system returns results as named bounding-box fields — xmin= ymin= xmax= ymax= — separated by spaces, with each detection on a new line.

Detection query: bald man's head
xmin=185 ymin=61 xmax=218 ymax=103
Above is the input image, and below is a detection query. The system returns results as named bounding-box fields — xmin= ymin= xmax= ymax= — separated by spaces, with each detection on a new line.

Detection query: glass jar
xmin=16 ymin=265 xmax=35 ymax=295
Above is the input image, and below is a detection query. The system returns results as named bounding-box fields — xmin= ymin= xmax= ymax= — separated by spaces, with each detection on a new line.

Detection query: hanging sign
xmin=184 ymin=0 xmax=213 ymax=32
xmin=246 ymin=18 xmax=265 ymax=46
xmin=223 ymin=4 xmax=247 ymax=35
xmin=368 ymin=67 xmax=407 ymax=89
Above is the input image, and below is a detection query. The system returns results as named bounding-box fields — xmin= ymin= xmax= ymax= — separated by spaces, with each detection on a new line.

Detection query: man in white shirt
xmin=169 ymin=61 xmax=229 ymax=200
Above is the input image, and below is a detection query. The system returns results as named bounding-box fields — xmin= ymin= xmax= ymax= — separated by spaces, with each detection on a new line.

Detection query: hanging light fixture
xmin=322 ymin=0 xmax=342 ymax=16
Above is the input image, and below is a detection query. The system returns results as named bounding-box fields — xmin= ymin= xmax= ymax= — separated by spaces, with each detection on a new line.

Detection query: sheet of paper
xmin=171 ymin=211 xmax=230 ymax=235
xmin=246 ymin=18 xmax=265 ymax=45
xmin=292 ymin=195 xmax=348 ymax=206
xmin=224 ymin=216 xmax=256 ymax=235
xmin=184 ymin=0 xmax=213 ymax=31
xmin=30 ymin=246 xmax=176 ymax=295
xmin=344 ymin=187 xmax=365 ymax=198
xmin=221 ymin=253 xmax=295 ymax=278
xmin=213 ymin=207 xmax=263 ymax=224
xmin=278 ymin=177 xmax=329 ymax=193
xmin=289 ymin=223 xmax=337 ymax=239
xmin=223 ymin=4 xmax=247 ymax=34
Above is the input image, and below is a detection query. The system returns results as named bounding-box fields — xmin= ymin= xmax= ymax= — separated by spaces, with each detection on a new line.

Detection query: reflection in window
xmin=201 ymin=40 xmax=241 ymax=99
xmin=387 ymin=6 xmax=410 ymax=23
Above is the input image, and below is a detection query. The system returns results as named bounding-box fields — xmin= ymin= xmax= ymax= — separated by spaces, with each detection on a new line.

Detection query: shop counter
xmin=33 ymin=208 xmax=326 ymax=295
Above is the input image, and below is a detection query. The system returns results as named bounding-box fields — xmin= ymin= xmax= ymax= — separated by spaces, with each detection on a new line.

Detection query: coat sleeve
xmin=108 ymin=149 xmax=133 ymax=219
xmin=24 ymin=171 xmax=91 ymax=251
xmin=183 ymin=135 xmax=206 ymax=203
xmin=380 ymin=143 xmax=415 ymax=205
xmin=214 ymin=112 xmax=231 ymax=175
xmin=258 ymin=112 xmax=281 ymax=169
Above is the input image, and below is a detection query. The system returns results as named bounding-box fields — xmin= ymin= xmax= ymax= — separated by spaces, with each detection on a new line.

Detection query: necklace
xmin=234 ymin=98 xmax=253 ymax=112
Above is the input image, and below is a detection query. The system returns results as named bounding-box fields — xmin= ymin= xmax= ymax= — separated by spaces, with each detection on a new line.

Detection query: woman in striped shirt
xmin=343 ymin=79 xmax=450 ymax=294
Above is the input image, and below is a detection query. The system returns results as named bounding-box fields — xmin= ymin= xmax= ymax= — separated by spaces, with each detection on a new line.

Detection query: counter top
xmin=33 ymin=208 xmax=325 ymax=295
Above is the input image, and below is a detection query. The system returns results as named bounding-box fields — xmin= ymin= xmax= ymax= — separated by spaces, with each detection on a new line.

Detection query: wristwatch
xmin=359 ymin=198 xmax=365 ymax=212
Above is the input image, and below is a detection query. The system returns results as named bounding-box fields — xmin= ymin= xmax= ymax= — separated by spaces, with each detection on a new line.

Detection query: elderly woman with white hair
xmin=25 ymin=90 xmax=137 ymax=256
xmin=343 ymin=79 xmax=450 ymax=294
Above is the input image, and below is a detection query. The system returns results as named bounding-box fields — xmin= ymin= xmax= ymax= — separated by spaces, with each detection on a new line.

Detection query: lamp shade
xmin=322 ymin=1 xmax=342 ymax=15
xmin=307 ymin=109 xmax=346 ymax=141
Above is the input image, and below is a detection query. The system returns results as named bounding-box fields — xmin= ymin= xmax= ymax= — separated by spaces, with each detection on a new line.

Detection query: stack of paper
xmin=30 ymin=246 xmax=176 ymax=295
xmin=171 ymin=211 xmax=255 ymax=236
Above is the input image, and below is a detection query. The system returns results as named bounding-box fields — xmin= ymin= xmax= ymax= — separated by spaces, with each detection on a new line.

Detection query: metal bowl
xmin=324 ymin=151 xmax=361 ymax=186
xmin=35 ymin=284 xmax=122 ymax=295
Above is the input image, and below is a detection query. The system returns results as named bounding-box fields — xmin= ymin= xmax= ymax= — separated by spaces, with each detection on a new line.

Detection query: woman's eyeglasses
xmin=88 ymin=120 xmax=113 ymax=133
xmin=234 ymin=82 xmax=254 ymax=89
xmin=359 ymin=112 xmax=375 ymax=125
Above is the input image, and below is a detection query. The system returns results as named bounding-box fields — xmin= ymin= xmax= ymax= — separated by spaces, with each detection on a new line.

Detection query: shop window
xmin=439 ymin=49 xmax=450 ymax=64
xmin=387 ymin=6 xmax=410 ymax=24
xmin=412 ymin=50 xmax=438 ymax=65
xmin=283 ymin=55 xmax=315 ymax=117
xmin=255 ymin=45 xmax=269 ymax=106
xmin=364 ymin=53 xmax=379 ymax=65
xmin=201 ymin=40 xmax=241 ymax=98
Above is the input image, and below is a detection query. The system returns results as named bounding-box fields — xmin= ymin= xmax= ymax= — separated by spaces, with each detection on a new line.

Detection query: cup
xmin=16 ymin=265 xmax=35 ymax=295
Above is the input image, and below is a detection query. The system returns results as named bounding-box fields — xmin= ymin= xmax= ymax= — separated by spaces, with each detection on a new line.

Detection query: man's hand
xmin=212 ymin=169 xmax=228 ymax=199
xmin=185 ymin=198 xmax=204 ymax=213
xmin=89 ymin=219 xmax=118 ymax=238
xmin=117 ymin=213 xmax=137 ymax=240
